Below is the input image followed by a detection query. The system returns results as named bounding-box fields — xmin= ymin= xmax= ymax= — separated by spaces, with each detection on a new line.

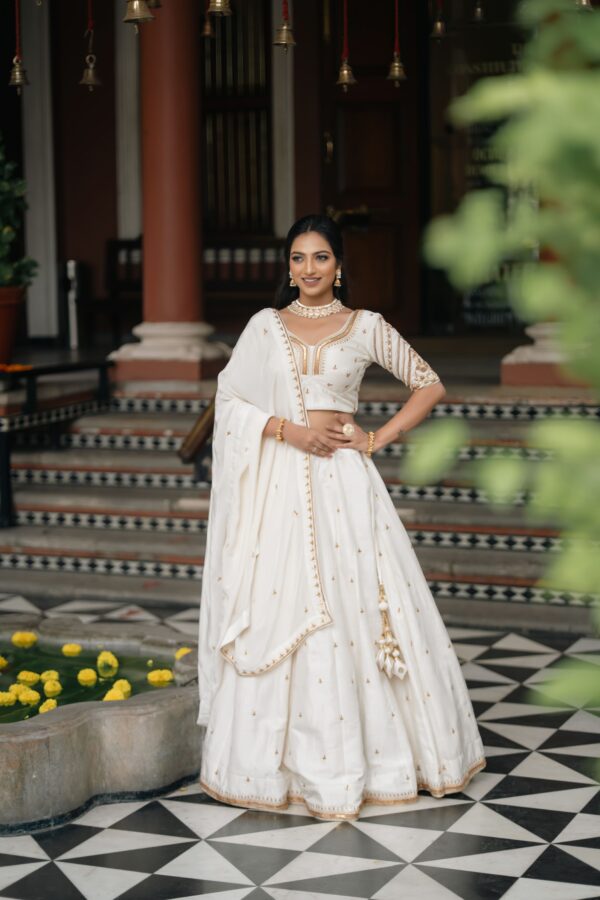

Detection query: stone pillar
xmin=109 ymin=0 xmax=230 ymax=381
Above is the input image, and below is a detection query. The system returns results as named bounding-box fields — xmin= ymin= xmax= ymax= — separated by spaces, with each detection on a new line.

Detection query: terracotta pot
xmin=0 ymin=286 xmax=25 ymax=364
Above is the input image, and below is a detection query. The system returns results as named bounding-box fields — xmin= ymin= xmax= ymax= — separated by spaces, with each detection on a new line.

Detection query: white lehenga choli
xmin=197 ymin=306 xmax=486 ymax=821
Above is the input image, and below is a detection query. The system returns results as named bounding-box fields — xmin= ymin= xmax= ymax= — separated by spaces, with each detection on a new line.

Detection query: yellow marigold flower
xmin=113 ymin=678 xmax=132 ymax=699
xmin=97 ymin=650 xmax=119 ymax=677
xmin=175 ymin=647 xmax=192 ymax=660
xmin=0 ymin=655 xmax=8 ymax=670
xmin=19 ymin=688 xmax=41 ymax=706
xmin=8 ymin=683 xmax=25 ymax=697
xmin=39 ymin=698 xmax=57 ymax=714
xmin=0 ymin=691 xmax=16 ymax=707
xmin=103 ymin=687 xmax=125 ymax=701
xmin=62 ymin=643 xmax=82 ymax=657
xmin=43 ymin=679 xmax=62 ymax=698
xmin=40 ymin=669 xmax=60 ymax=683
xmin=17 ymin=670 xmax=40 ymax=686
xmin=77 ymin=668 xmax=98 ymax=687
xmin=147 ymin=668 xmax=174 ymax=686
xmin=11 ymin=631 xmax=38 ymax=649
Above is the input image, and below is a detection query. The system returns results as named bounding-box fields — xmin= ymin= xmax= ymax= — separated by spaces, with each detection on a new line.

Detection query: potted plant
xmin=0 ymin=136 xmax=37 ymax=364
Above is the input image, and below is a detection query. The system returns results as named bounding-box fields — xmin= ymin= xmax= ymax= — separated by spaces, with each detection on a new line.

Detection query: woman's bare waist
xmin=306 ymin=409 xmax=355 ymax=429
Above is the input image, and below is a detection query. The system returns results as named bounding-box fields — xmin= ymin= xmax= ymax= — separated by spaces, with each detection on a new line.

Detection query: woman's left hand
xmin=323 ymin=414 xmax=370 ymax=452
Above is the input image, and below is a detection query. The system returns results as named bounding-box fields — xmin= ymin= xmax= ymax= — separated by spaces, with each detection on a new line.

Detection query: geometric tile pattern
xmin=15 ymin=509 xmax=207 ymax=534
xmin=12 ymin=508 xmax=558 ymax=553
xmin=0 ymin=400 xmax=110 ymax=434
xmin=16 ymin=431 xmax=185 ymax=452
xmin=110 ymin=395 xmax=600 ymax=423
xmin=1 ymin=623 xmax=598 ymax=899
xmin=0 ymin=553 xmax=203 ymax=581
xmin=409 ymin=529 xmax=560 ymax=554
xmin=11 ymin=467 xmax=198 ymax=490
xmin=15 ymin=428 xmax=553 ymax=462
xmin=0 ymin=593 xmax=200 ymax=636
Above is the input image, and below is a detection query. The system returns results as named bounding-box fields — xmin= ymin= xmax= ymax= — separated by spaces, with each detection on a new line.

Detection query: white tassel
xmin=374 ymin=582 xmax=407 ymax=680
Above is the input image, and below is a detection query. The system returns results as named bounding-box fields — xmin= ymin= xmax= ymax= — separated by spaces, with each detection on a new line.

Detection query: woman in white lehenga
xmin=197 ymin=214 xmax=486 ymax=821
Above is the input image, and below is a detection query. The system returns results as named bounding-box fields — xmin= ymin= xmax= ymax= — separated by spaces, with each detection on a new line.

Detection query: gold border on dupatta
xmin=219 ymin=310 xmax=333 ymax=676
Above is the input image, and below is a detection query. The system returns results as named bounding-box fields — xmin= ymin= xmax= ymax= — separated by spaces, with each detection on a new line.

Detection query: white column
xmin=271 ymin=0 xmax=295 ymax=237
xmin=114 ymin=0 xmax=142 ymax=238
xmin=21 ymin=0 xmax=58 ymax=338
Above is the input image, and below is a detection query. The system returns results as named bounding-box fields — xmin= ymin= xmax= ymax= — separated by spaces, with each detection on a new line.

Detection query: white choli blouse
xmin=278 ymin=307 xmax=441 ymax=413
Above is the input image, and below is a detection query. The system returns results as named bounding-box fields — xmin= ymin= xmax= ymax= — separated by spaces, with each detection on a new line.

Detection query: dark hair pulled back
xmin=274 ymin=214 xmax=351 ymax=309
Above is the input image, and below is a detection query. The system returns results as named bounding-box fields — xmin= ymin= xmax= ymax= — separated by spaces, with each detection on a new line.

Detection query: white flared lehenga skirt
xmin=199 ymin=447 xmax=486 ymax=821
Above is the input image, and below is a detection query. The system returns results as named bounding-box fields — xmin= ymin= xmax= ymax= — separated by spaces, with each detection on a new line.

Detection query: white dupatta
xmin=197 ymin=308 xmax=333 ymax=726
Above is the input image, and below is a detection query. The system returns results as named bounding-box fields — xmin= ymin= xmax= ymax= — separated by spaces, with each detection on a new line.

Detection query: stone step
xmin=0 ymin=524 xmax=565 ymax=583
xmin=11 ymin=446 xmax=532 ymax=504
xmin=11 ymin=448 xmax=197 ymax=490
xmin=12 ymin=409 xmax=575 ymax=461
xmin=0 ymin=565 xmax=590 ymax=635
xmin=13 ymin=484 xmax=207 ymax=514
xmin=11 ymin=448 xmax=193 ymax=472
xmin=0 ymin=524 xmax=204 ymax=563
xmin=110 ymin=387 xmax=599 ymax=421
xmin=12 ymin=486 xmax=560 ymax=552
xmin=0 ymin=528 xmax=592 ymax=624
xmin=0 ymin=569 xmax=200 ymax=609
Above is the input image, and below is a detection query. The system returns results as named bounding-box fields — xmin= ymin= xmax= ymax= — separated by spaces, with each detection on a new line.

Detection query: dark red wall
xmin=51 ymin=0 xmax=117 ymax=296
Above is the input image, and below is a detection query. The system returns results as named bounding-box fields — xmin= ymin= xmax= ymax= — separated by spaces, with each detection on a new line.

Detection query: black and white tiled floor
xmin=0 ymin=593 xmax=199 ymax=637
xmin=1 ymin=595 xmax=599 ymax=899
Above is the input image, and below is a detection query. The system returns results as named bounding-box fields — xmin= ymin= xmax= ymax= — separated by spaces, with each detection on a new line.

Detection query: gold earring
xmin=334 ymin=269 xmax=342 ymax=287
xmin=289 ymin=271 xmax=297 ymax=287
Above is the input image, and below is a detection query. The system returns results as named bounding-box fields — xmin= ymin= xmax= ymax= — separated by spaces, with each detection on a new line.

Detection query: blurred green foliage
xmin=406 ymin=0 xmax=599 ymax=728
xmin=0 ymin=136 xmax=38 ymax=287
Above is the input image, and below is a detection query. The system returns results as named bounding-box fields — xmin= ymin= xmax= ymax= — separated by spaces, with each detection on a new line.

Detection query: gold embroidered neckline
xmin=276 ymin=308 xmax=361 ymax=348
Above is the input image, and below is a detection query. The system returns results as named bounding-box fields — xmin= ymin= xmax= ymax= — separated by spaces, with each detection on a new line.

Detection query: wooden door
xmin=320 ymin=0 xmax=426 ymax=332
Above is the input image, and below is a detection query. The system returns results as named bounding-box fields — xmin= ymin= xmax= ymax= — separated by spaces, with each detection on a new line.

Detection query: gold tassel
xmin=374 ymin=582 xmax=407 ymax=679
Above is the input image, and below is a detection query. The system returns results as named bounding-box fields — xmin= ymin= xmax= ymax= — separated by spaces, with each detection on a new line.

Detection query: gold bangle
xmin=366 ymin=431 xmax=375 ymax=457
xmin=275 ymin=417 xmax=286 ymax=441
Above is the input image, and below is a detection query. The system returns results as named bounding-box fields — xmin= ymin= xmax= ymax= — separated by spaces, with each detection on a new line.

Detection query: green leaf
xmin=530 ymin=656 xmax=600 ymax=708
xmin=400 ymin=420 xmax=468 ymax=484
xmin=474 ymin=457 xmax=529 ymax=505
xmin=424 ymin=191 xmax=508 ymax=290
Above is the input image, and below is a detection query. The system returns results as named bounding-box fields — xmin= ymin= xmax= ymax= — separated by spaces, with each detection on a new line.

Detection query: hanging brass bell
xmin=202 ymin=15 xmax=215 ymax=38
xmin=80 ymin=53 xmax=101 ymax=91
xmin=9 ymin=57 xmax=29 ymax=94
xmin=336 ymin=58 xmax=356 ymax=91
xmin=208 ymin=0 xmax=232 ymax=15
xmin=387 ymin=52 xmax=406 ymax=86
xmin=431 ymin=11 xmax=446 ymax=39
xmin=123 ymin=0 xmax=155 ymax=28
xmin=274 ymin=20 xmax=296 ymax=49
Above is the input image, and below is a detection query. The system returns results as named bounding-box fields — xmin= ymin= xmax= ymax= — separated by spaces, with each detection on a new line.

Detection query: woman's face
xmin=289 ymin=231 xmax=338 ymax=303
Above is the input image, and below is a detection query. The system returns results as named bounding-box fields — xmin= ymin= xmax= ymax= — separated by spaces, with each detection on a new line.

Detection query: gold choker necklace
xmin=288 ymin=297 xmax=344 ymax=318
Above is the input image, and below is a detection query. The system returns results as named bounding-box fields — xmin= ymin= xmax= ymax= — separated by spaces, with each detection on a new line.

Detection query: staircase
xmin=0 ymin=382 xmax=596 ymax=633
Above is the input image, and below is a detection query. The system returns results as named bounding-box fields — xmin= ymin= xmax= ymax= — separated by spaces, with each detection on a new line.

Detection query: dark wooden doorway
xmin=318 ymin=0 xmax=428 ymax=333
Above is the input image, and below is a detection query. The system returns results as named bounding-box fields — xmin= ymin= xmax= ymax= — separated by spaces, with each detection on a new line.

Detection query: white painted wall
xmin=271 ymin=0 xmax=295 ymax=237
xmin=114 ymin=0 xmax=142 ymax=239
xmin=21 ymin=0 xmax=59 ymax=338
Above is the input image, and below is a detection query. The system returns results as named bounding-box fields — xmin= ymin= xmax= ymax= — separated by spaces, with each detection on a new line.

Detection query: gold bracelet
xmin=275 ymin=417 xmax=286 ymax=442
xmin=366 ymin=431 xmax=375 ymax=457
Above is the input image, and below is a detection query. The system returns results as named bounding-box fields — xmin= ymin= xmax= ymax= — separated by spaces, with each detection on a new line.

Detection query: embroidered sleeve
xmin=368 ymin=313 xmax=441 ymax=390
